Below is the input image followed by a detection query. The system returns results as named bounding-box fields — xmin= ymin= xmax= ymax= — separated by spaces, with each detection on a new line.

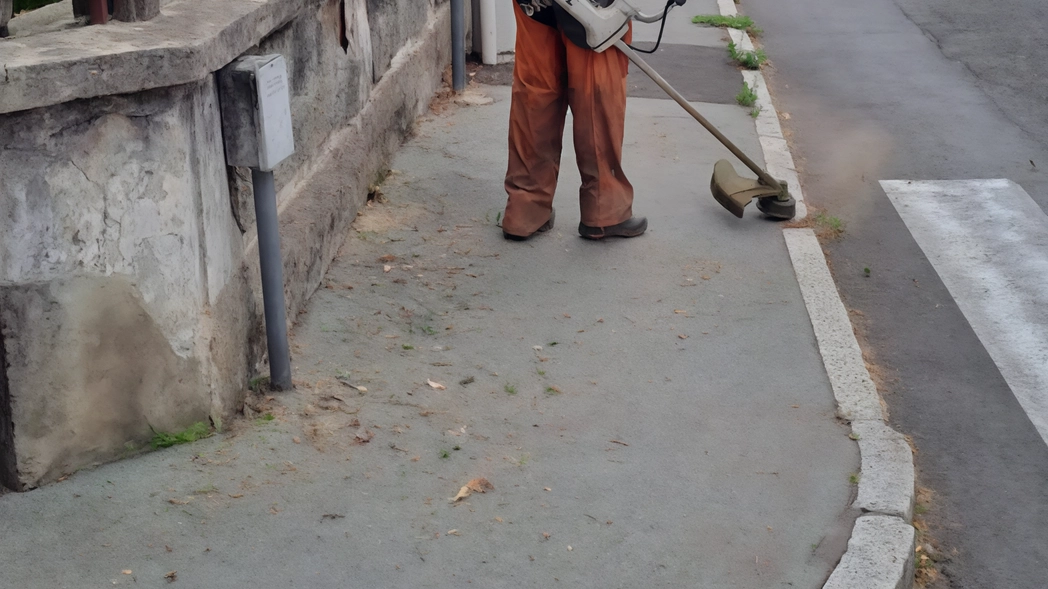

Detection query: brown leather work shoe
xmin=578 ymin=216 xmax=648 ymax=240
xmin=503 ymin=208 xmax=555 ymax=241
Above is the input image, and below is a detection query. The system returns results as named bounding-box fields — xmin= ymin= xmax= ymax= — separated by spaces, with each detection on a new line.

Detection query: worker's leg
xmin=502 ymin=1 xmax=568 ymax=237
xmin=564 ymin=28 xmax=635 ymax=228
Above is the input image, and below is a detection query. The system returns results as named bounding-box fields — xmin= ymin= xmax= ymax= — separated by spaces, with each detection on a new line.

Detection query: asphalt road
xmin=741 ymin=0 xmax=1048 ymax=587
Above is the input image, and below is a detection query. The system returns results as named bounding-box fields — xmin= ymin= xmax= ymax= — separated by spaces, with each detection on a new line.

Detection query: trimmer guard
xmin=710 ymin=159 xmax=795 ymax=219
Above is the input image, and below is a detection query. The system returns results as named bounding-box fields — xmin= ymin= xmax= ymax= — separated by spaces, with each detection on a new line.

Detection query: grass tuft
xmin=735 ymin=81 xmax=757 ymax=107
xmin=728 ymin=41 xmax=767 ymax=70
xmin=812 ymin=212 xmax=845 ymax=237
xmin=691 ymin=14 xmax=762 ymax=35
xmin=150 ymin=422 xmax=212 ymax=450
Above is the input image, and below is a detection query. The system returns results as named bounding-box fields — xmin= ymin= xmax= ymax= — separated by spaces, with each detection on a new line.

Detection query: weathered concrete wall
xmin=0 ymin=77 xmax=249 ymax=487
xmin=0 ymin=324 xmax=15 ymax=490
xmin=0 ymin=278 xmax=211 ymax=486
xmin=1 ymin=0 xmax=12 ymax=37
xmin=0 ymin=0 xmax=454 ymax=489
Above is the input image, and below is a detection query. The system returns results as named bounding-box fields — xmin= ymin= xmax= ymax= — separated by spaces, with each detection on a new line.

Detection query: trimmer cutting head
xmin=710 ymin=159 xmax=796 ymax=219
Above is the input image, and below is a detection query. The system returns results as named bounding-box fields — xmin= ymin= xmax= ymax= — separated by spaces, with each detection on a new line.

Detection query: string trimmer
xmin=549 ymin=0 xmax=796 ymax=219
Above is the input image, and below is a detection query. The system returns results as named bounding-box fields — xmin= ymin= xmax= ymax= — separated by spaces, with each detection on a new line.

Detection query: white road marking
xmin=882 ymin=179 xmax=1048 ymax=446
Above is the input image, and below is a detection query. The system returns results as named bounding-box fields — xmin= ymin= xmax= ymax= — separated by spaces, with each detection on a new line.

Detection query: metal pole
xmin=479 ymin=0 xmax=497 ymax=65
xmin=250 ymin=168 xmax=292 ymax=391
xmin=614 ymin=40 xmax=781 ymax=189
xmin=451 ymin=0 xmax=466 ymax=92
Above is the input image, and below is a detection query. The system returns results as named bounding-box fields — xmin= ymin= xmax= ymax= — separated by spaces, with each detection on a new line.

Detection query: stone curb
xmin=823 ymin=514 xmax=917 ymax=589
xmin=712 ymin=2 xmax=918 ymax=587
xmin=784 ymin=228 xmax=916 ymax=589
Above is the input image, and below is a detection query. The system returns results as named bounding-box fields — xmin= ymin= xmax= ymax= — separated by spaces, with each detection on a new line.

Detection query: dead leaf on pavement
xmin=168 ymin=497 xmax=191 ymax=505
xmin=450 ymin=486 xmax=471 ymax=502
xmin=678 ymin=334 xmax=689 ymax=340
xmin=122 ymin=570 xmax=133 ymax=575
xmin=228 ymin=493 xmax=244 ymax=499
xmin=674 ymin=310 xmax=687 ymax=315
xmin=383 ymin=265 xmax=393 ymax=273
xmin=447 ymin=529 xmax=461 ymax=536
xmin=467 ymin=478 xmax=494 ymax=493
xmin=609 ymin=440 xmax=629 ymax=446
xmin=451 ymin=477 xmax=494 ymax=502
xmin=427 ymin=379 xmax=447 ymax=390
xmin=164 ymin=571 xmax=177 ymax=583
xmin=378 ymin=254 xmax=396 ymax=263
xmin=292 ymin=437 xmax=301 ymax=444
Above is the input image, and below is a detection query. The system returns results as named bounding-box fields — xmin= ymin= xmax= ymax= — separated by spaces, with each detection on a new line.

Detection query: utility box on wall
xmin=218 ymin=55 xmax=295 ymax=171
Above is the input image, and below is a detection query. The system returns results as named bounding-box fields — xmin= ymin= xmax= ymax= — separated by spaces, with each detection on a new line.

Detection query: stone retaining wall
xmin=0 ymin=0 xmax=456 ymax=490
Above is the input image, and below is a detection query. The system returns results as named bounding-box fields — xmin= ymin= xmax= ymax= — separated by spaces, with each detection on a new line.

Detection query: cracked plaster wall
xmin=0 ymin=77 xmax=243 ymax=489
xmin=0 ymin=0 xmax=452 ymax=490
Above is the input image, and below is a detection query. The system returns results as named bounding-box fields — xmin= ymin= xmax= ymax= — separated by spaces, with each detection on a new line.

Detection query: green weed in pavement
xmin=150 ymin=422 xmax=212 ymax=449
xmin=691 ymin=14 xmax=762 ymax=35
xmin=728 ymin=41 xmax=767 ymax=70
xmin=736 ymin=81 xmax=758 ymax=107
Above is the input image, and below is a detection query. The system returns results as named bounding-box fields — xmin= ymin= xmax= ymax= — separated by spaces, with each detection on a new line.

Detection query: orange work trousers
xmin=502 ymin=1 xmax=634 ymax=236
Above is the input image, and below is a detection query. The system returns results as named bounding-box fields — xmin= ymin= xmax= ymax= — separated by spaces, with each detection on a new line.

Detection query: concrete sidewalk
xmin=0 ymin=7 xmax=861 ymax=589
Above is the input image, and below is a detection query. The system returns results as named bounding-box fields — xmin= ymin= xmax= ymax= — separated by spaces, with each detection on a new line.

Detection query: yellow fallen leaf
xmin=427 ymin=379 xmax=447 ymax=390
xmin=467 ymin=478 xmax=494 ymax=493
xmin=450 ymin=486 xmax=471 ymax=502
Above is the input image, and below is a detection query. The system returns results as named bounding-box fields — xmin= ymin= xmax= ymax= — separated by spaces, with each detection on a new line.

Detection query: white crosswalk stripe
xmin=882 ymin=179 xmax=1048 ymax=446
